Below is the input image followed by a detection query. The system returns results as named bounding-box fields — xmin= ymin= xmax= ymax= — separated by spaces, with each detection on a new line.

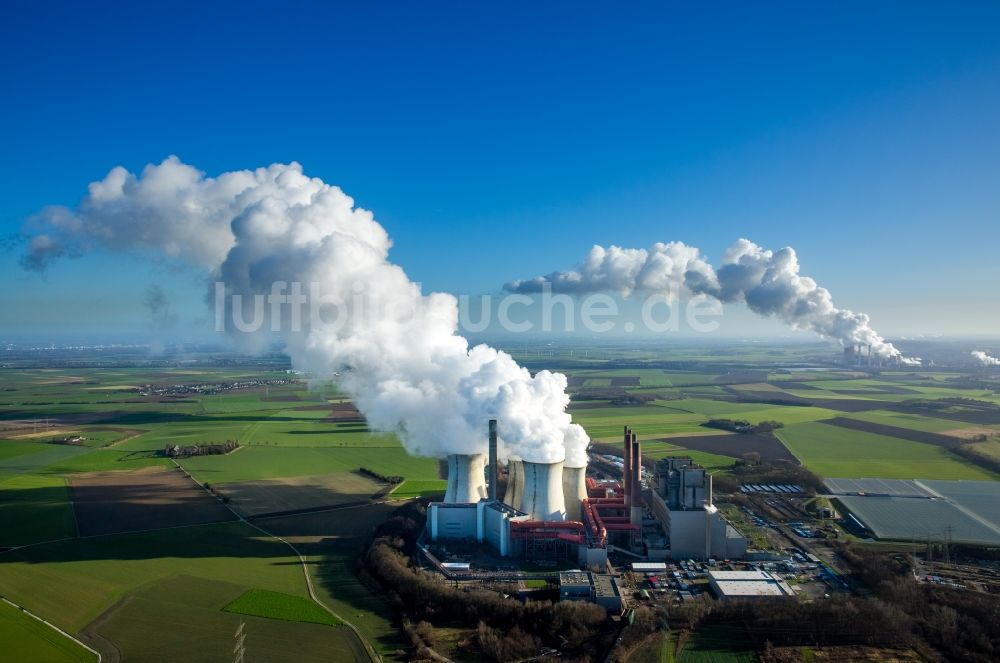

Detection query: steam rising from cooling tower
xmin=972 ymin=351 xmax=1000 ymax=366
xmin=506 ymin=239 xmax=920 ymax=365
xmin=19 ymin=157 xmax=589 ymax=465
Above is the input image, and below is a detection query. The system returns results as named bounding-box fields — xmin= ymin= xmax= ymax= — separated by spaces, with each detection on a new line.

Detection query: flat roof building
xmin=592 ymin=574 xmax=623 ymax=612
xmin=559 ymin=572 xmax=593 ymax=601
xmin=559 ymin=572 xmax=624 ymax=612
xmin=708 ymin=570 xmax=794 ymax=599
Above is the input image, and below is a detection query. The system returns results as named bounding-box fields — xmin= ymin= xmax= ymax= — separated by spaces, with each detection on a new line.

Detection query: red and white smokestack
xmin=623 ymin=425 xmax=632 ymax=507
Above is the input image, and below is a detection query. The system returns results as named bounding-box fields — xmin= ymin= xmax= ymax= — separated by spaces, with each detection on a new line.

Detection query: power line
xmin=233 ymin=620 xmax=246 ymax=663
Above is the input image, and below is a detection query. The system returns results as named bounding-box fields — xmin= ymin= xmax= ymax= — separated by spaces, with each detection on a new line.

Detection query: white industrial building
xmin=648 ymin=457 xmax=748 ymax=560
xmin=425 ymin=420 xmax=607 ymax=566
xmin=707 ymin=569 xmax=794 ymax=599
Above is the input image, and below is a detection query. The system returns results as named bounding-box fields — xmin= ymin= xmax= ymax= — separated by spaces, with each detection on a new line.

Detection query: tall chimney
xmin=631 ymin=432 xmax=643 ymax=526
xmin=623 ymin=425 xmax=632 ymax=507
xmin=488 ymin=419 xmax=498 ymax=501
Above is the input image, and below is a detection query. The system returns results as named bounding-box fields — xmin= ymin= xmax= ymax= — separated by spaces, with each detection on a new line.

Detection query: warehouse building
xmin=708 ymin=570 xmax=794 ymax=599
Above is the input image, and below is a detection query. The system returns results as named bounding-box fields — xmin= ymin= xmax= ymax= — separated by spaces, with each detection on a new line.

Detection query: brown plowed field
xmin=322 ymin=402 xmax=364 ymax=422
xmin=69 ymin=467 xmax=236 ymax=536
xmin=657 ymin=432 xmax=799 ymax=463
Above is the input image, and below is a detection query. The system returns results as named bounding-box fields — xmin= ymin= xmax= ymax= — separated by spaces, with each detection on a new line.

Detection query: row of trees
xmin=363 ymin=502 xmax=608 ymax=661
xmin=836 ymin=543 xmax=1000 ymax=662
xmin=358 ymin=467 xmax=404 ymax=484
xmin=951 ymin=441 xmax=1000 ymax=475
xmin=163 ymin=439 xmax=239 ymax=457
xmin=703 ymin=418 xmax=784 ymax=433
xmin=730 ymin=458 xmax=824 ymax=493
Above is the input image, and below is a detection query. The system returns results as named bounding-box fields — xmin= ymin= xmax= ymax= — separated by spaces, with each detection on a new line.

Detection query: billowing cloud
xmin=507 ymin=238 xmax=919 ymax=365
xmin=971 ymin=351 xmax=1000 ymax=367
xmin=22 ymin=157 xmax=589 ymax=466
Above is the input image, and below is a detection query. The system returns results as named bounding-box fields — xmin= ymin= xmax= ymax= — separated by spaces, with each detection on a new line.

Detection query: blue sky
xmin=2 ymin=1 xmax=998 ymax=340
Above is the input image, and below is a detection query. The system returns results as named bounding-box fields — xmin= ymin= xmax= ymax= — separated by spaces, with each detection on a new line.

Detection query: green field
xmin=263 ymin=504 xmax=410 ymax=656
xmin=0 ymin=474 xmax=77 ymax=547
xmin=0 ymin=601 xmax=97 ymax=663
xmin=678 ymin=625 xmax=758 ymax=663
xmin=389 ymin=479 xmax=447 ymax=499
xmin=92 ymin=575 xmax=360 ymax=663
xmin=178 ymin=445 xmax=440 ymax=484
xmin=224 ymin=588 xmax=342 ymax=626
xmin=842 ymin=410 xmax=974 ymax=433
xmin=776 ymin=422 xmax=997 ymax=480
xmin=0 ymin=522 xmax=308 ymax=632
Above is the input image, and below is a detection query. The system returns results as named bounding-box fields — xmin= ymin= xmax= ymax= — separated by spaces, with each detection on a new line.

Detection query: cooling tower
xmin=520 ymin=460 xmax=567 ymax=521
xmin=504 ymin=458 xmax=524 ymax=510
xmin=444 ymin=453 xmax=488 ymax=503
xmin=561 ymin=465 xmax=588 ymax=521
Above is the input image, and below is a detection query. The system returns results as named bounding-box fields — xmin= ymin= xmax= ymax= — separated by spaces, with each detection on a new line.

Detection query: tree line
xmin=363 ymin=501 xmax=609 ymax=661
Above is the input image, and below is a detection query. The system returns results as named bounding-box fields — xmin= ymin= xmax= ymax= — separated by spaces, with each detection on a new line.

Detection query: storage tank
xmin=504 ymin=458 xmax=524 ymax=510
xmin=562 ymin=465 xmax=588 ymax=521
xmin=520 ymin=460 xmax=567 ymax=521
xmin=444 ymin=453 xmax=488 ymax=503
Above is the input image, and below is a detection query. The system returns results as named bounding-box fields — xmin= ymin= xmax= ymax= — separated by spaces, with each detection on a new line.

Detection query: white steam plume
xmin=506 ymin=239 xmax=920 ymax=365
xmin=972 ymin=351 xmax=1000 ymax=367
xmin=21 ymin=157 xmax=589 ymax=466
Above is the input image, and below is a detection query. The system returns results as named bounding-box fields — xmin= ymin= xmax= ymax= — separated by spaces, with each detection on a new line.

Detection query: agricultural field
xmin=0 ymin=600 xmax=96 ymax=663
xmin=218 ymin=471 xmax=385 ymax=517
xmin=68 ymin=466 xmax=236 ymax=535
xmin=776 ymin=422 xmax=997 ymax=480
xmin=224 ymin=588 xmax=342 ymax=626
xmin=89 ymin=575 xmax=360 ymax=663
xmin=677 ymin=624 xmax=758 ymax=662
xmin=0 ymin=363 xmax=438 ymax=662
xmin=2 ymin=343 xmax=998 ymax=662
xmin=0 ymin=473 xmax=77 ymax=547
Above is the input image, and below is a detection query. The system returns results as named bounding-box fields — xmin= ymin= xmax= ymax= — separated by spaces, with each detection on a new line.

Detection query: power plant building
xmin=426 ymin=422 xmax=648 ymax=568
xmin=649 ymin=457 xmax=747 ymax=560
xmin=426 ymin=421 xmax=743 ymax=567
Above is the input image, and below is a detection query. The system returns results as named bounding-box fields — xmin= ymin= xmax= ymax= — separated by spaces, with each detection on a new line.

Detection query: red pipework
xmin=510 ymin=520 xmax=585 ymax=531
xmin=581 ymin=498 xmax=608 ymax=548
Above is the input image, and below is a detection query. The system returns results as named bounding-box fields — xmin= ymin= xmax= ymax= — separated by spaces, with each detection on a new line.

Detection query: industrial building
xmin=559 ymin=572 xmax=624 ymax=612
xmin=707 ymin=569 xmax=794 ymax=599
xmin=425 ymin=421 xmax=745 ymax=569
xmin=648 ymin=457 xmax=748 ymax=560
xmin=426 ymin=423 xmax=649 ymax=568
